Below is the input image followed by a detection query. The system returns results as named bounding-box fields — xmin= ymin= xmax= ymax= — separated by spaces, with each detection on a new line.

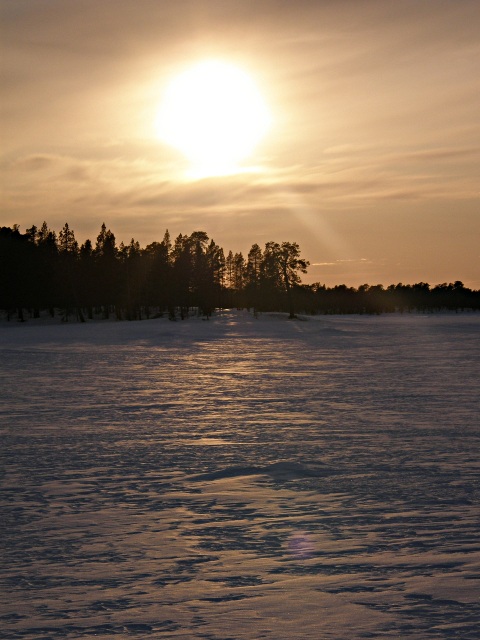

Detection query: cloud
xmin=1 ymin=0 xmax=479 ymax=289
xmin=398 ymin=147 xmax=480 ymax=162
xmin=312 ymin=258 xmax=372 ymax=267
xmin=12 ymin=154 xmax=56 ymax=171
xmin=5 ymin=146 xmax=477 ymax=239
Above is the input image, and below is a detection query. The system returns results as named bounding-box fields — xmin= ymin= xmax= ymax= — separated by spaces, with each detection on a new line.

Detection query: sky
xmin=1 ymin=0 xmax=479 ymax=288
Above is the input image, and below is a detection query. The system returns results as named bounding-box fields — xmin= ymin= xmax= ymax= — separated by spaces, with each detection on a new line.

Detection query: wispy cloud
xmin=2 ymin=0 xmax=479 ymax=287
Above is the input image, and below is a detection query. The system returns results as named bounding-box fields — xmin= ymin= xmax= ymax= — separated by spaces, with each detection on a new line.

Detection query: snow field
xmin=0 ymin=311 xmax=479 ymax=638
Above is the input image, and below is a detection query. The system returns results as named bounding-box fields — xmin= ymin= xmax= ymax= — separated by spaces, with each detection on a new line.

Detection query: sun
xmin=156 ymin=60 xmax=271 ymax=177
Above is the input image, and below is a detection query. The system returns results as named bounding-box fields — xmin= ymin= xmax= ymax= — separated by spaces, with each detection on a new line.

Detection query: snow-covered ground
xmin=0 ymin=310 xmax=479 ymax=639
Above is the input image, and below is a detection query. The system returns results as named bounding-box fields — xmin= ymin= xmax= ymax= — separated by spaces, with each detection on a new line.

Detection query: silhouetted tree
xmin=205 ymin=239 xmax=226 ymax=313
xmin=143 ymin=229 xmax=172 ymax=316
xmin=225 ymin=250 xmax=235 ymax=290
xmin=79 ymin=239 xmax=95 ymax=318
xmin=245 ymin=243 xmax=262 ymax=314
xmin=232 ymin=252 xmax=246 ymax=307
xmin=57 ymin=223 xmax=83 ymax=321
xmin=0 ymin=226 xmax=34 ymax=319
xmin=94 ymin=223 xmax=119 ymax=318
xmin=36 ymin=222 xmax=58 ymax=317
xmin=270 ymin=241 xmax=309 ymax=318
xmin=120 ymin=238 xmax=143 ymax=320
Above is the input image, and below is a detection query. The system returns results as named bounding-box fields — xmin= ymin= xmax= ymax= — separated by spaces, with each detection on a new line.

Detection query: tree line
xmin=296 ymin=281 xmax=479 ymax=315
xmin=0 ymin=222 xmax=308 ymax=321
xmin=1 ymin=222 xmax=478 ymax=322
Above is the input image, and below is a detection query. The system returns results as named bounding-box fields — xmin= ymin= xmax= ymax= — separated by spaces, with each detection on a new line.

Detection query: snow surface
xmin=0 ymin=310 xmax=479 ymax=639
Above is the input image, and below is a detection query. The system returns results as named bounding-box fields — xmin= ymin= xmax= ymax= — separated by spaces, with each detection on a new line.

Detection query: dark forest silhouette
xmin=1 ymin=222 xmax=479 ymax=322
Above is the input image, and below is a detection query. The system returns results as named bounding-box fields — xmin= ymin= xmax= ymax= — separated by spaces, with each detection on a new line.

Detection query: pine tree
xmin=263 ymin=241 xmax=309 ymax=318
xmin=245 ymin=244 xmax=262 ymax=314
xmin=58 ymin=223 xmax=82 ymax=321
xmin=36 ymin=222 xmax=58 ymax=316
xmin=143 ymin=229 xmax=172 ymax=315
xmin=225 ymin=251 xmax=234 ymax=290
xmin=79 ymin=239 xmax=95 ymax=318
xmin=94 ymin=223 xmax=118 ymax=318
xmin=58 ymin=222 xmax=79 ymax=254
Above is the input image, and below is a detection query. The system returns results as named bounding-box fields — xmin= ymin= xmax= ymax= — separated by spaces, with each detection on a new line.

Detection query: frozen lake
xmin=1 ymin=311 xmax=479 ymax=639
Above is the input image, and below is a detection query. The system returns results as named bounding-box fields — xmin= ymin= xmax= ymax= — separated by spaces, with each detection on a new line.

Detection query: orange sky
xmin=1 ymin=0 xmax=479 ymax=287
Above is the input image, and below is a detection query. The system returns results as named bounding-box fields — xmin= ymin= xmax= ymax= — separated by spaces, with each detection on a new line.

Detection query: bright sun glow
xmin=156 ymin=60 xmax=271 ymax=177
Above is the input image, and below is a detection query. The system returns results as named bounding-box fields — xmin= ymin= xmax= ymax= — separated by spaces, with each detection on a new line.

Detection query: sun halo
xmin=155 ymin=60 xmax=272 ymax=178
